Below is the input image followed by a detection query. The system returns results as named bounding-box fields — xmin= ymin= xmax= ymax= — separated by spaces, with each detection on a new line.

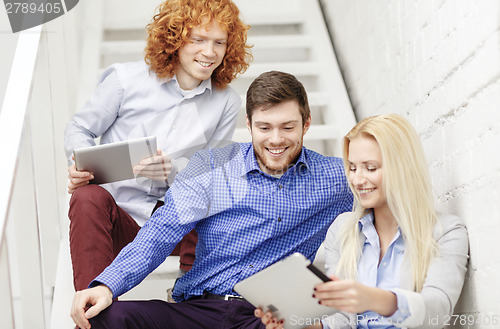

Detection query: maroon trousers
xmin=69 ymin=185 xmax=197 ymax=291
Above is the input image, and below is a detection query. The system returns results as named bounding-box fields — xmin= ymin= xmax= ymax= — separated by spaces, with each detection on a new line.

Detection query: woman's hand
xmin=314 ymin=276 xmax=397 ymax=317
xmin=254 ymin=308 xmax=285 ymax=329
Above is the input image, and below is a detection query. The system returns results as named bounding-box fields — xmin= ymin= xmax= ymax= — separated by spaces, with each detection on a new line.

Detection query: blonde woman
xmin=257 ymin=114 xmax=469 ymax=329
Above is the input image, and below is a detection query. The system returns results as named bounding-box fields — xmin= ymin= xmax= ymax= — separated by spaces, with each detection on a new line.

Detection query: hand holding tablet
xmin=73 ymin=136 xmax=157 ymax=185
xmin=234 ymin=253 xmax=337 ymax=329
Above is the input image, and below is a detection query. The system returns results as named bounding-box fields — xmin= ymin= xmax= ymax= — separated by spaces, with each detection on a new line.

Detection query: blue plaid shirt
xmin=92 ymin=143 xmax=353 ymax=301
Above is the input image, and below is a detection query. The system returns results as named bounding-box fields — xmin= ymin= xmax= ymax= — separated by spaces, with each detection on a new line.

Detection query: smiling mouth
xmin=358 ymin=188 xmax=376 ymax=195
xmin=196 ymin=60 xmax=213 ymax=67
xmin=267 ymin=147 xmax=288 ymax=157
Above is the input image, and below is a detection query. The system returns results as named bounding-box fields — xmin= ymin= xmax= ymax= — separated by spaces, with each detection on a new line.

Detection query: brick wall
xmin=321 ymin=0 xmax=500 ymax=326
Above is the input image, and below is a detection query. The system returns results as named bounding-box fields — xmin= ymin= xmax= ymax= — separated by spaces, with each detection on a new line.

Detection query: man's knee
xmin=70 ymin=185 xmax=113 ymax=212
xmin=88 ymin=302 xmax=129 ymax=328
xmin=72 ymin=185 xmax=112 ymax=203
xmin=69 ymin=185 xmax=117 ymax=226
xmin=89 ymin=301 xmax=169 ymax=328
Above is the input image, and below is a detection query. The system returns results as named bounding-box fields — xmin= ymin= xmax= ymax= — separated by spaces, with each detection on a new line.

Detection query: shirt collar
xmin=243 ymin=144 xmax=311 ymax=177
xmin=161 ymin=75 xmax=213 ymax=97
xmin=359 ymin=211 xmax=375 ymax=228
xmin=359 ymin=210 xmax=402 ymax=246
xmin=194 ymin=77 xmax=213 ymax=95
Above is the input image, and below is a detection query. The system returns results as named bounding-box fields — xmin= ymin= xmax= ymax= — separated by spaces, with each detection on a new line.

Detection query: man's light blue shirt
xmin=64 ymin=61 xmax=241 ymax=225
xmin=92 ymin=142 xmax=353 ymax=301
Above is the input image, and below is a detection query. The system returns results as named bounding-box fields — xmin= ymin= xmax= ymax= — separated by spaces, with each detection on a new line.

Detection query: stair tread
xmin=101 ymin=40 xmax=146 ymax=55
xmin=242 ymin=14 xmax=304 ymax=26
xmin=243 ymin=62 xmax=321 ymax=78
xmin=101 ymin=34 xmax=312 ymax=56
xmin=103 ymin=13 xmax=304 ymax=31
xmin=248 ymin=34 xmax=313 ymax=48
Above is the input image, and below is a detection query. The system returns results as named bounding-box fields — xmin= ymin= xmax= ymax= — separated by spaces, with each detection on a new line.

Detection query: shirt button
xmin=278 ymin=185 xmax=283 ymax=189
xmin=278 ymin=217 xmax=282 ymax=222
xmin=382 ymin=262 xmax=387 ymax=267
xmin=249 ymin=264 xmax=254 ymax=268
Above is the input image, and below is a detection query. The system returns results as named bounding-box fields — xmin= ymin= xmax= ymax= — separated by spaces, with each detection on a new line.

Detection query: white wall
xmin=321 ymin=0 xmax=500 ymax=326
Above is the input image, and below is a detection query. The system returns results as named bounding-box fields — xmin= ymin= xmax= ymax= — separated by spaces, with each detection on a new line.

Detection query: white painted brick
xmin=414 ymin=32 xmax=500 ymax=141
xmin=321 ymin=0 xmax=500 ymax=323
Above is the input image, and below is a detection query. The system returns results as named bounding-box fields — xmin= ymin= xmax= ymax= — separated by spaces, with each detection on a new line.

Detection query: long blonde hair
xmin=336 ymin=114 xmax=438 ymax=292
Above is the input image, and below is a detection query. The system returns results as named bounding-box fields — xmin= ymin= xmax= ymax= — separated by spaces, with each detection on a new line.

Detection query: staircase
xmin=0 ymin=1 xmax=355 ymax=328
xmin=231 ymin=0 xmax=356 ymax=155
xmin=86 ymin=0 xmax=355 ymax=155
xmin=60 ymin=0 xmax=356 ymax=327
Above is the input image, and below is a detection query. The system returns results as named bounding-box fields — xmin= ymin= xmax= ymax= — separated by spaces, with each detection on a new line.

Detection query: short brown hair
xmin=246 ymin=71 xmax=310 ymax=125
xmin=145 ymin=0 xmax=252 ymax=89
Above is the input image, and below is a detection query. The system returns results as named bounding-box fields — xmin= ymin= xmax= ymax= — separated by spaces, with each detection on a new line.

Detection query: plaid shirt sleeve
xmin=91 ymin=143 xmax=354 ymax=300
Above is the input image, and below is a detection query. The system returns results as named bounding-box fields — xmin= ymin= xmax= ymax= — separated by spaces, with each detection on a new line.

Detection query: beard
xmin=253 ymin=140 xmax=303 ymax=176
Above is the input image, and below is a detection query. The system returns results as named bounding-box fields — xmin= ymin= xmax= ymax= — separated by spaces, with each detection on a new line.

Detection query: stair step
xmin=243 ymin=62 xmax=321 ymax=78
xmin=234 ymin=0 xmax=304 ymax=26
xmin=101 ymin=40 xmax=145 ymax=56
xmin=100 ymin=34 xmax=312 ymax=57
xmin=103 ymin=11 xmax=304 ymax=31
xmin=232 ymin=124 xmax=339 ymax=143
xmin=103 ymin=12 xmax=304 ymax=31
xmin=248 ymin=35 xmax=312 ymax=49
xmin=243 ymin=13 xmax=304 ymax=26
xmin=304 ymin=124 xmax=340 ymax=141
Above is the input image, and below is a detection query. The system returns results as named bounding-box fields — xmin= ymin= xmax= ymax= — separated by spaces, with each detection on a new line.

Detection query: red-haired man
xmin=65 ymin=0 xmax=251 ymax=293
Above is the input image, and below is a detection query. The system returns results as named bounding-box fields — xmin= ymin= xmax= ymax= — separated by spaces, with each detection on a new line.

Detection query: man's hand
xmin=68 ymin=162 xmax=93 ymax=194
xmin=133 ymin=149 xmax=172 ymax=182
xmin=254 ymin=308 xmax=322 ymax=329
xmin=254 ymin=308 xmax=285 ymax=329
xmin=71 ymin=285 xmax=113 ymax=329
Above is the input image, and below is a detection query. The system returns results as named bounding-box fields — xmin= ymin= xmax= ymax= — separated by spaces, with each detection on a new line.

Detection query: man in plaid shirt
xmin=71 ymin=71 xmax=353 ymax=329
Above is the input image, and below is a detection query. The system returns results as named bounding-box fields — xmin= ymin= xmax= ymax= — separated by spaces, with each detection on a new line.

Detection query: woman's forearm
xmin=366 ymin=286 xmax=398 ymax=317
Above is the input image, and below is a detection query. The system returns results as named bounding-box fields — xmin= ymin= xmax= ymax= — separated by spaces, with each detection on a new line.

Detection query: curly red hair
xmin=145 ymin=0 xmax=252 ymax=89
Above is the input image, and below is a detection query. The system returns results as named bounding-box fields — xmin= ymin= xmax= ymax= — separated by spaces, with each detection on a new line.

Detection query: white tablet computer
xmin=234 ymin=253 xmax=336 ymax=329
xmin=73 ymin=136 xmax=157 ymax=185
